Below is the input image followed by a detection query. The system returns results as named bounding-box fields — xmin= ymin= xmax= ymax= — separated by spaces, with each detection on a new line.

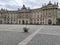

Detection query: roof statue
xmin=21 ymin=5 xmax=27 ymax=10
xmin=48 ymin=1 xmax=52 ymax=5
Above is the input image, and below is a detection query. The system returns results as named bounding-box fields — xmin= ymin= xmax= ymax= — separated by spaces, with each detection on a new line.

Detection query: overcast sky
xmin=0 ymin=0 xmax=59 ymax=10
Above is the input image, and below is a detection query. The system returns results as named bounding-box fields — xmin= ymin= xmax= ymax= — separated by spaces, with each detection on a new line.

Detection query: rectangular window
xmin=37 ymin=19 xmax=39 ymax=21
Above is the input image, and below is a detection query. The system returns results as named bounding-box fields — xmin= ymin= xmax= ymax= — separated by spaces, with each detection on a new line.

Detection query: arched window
xmin=48 ymin=19 xmax=52 ymax=25
xmin=19 ymin=21 xmax=21 ymax=24
xmin=22 ymin=20 xmax=24 ymax=24
xmin=26 ymin=21 xmax=28 ymax=24
xmin=0 ymin=20 xmax=2 ymax=24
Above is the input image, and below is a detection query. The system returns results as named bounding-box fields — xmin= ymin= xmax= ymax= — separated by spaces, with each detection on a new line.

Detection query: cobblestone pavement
xmin=0 ymin=25 xmax=60 ymax=45
xmin=0 ymin=25 xmax=41 ymax=45
xmin=27 ymin=34 xmax=60 ymax=45
xmin=27 ymin=25 xmax=60 ymax=45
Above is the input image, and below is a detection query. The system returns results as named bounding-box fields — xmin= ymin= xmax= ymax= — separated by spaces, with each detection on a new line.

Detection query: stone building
xmin=0 ymin=1 xmax=59 ymax=25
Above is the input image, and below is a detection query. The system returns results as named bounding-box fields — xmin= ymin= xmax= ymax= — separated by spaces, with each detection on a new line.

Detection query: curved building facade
xmin=0 ymin=1 xmax=59 ymax=25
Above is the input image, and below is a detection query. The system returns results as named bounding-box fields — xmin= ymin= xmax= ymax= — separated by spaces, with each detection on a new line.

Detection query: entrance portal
xmin=48 ymin=19 xmax=52 ymax=25
xmin=22 ymin=20 xmax=25 ymax=24
xmin=19 ymin=21 xmax=21 ymax=24
xmin=0 ymin=20 xmax=2 ymax=24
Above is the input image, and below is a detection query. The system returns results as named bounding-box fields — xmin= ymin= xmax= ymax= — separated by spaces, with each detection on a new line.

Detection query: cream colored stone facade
xmin=0 ymin=1 xmax=59 ymax=25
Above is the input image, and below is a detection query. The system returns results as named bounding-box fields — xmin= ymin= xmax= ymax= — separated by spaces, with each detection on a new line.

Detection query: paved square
xmin=0 ymin=25 xmax=60 ymax=45
xmin=27 ymin=25 xmax=60 ymax=45
xmin=0 ymin=25 xmax=41 ymax=45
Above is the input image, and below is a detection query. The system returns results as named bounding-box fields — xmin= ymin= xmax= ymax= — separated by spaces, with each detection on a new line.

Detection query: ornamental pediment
xmin=42 ymin=1 xmax=58 ymax=9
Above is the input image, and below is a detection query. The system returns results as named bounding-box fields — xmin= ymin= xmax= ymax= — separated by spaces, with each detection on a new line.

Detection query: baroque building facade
xmin=0 ymin=1 xmax=59 ymax=25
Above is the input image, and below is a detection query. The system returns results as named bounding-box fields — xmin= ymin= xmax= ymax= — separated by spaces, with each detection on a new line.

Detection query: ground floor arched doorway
xmin=22 ymin=20 xmax=25 ymax=24
xmin=0 ymin=20 xmax=2 ymax=24
xmin=48 ymin=19 xmax=52 ymax=25
xmin=19 ymin=21 xmax=21 ymax=24
xmin=26 ymin=20 xmax=28 ymax=24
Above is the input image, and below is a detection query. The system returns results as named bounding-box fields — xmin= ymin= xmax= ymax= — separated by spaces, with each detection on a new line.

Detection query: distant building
xmin=0 ymin=1 xmax=59 ymax=25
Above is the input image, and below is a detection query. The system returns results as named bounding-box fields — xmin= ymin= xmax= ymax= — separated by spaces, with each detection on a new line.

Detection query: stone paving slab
xmin=0 ymin=25 xmax=60 ymax=45
xmin=27 ymin=34 xmax=60 ymax=45
xmin=0 ymin=25 xmax=40 ymax=33
xmin=40 ymin=26 xmax=60 ymax=34
xmin=27 ymin=26 xmax=60 ymax=45
xmin=18 ymin=26 xmax=43 ymax=45
xmin=0 ymin=25 xmax=41 ymax=45
xmin=0 ymin=31 xmax=31 ymax=45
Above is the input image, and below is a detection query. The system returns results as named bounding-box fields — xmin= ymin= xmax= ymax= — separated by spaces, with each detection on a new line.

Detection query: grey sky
xmin=0 ymin=0 xmax=59 ymax=10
